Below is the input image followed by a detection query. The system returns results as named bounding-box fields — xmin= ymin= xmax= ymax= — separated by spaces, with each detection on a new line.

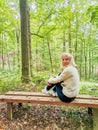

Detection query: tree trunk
xmin=1 ymin=35 xmax=5 ymax=70
xmin=15 ymin=28 xmax=20 ymax=69
xmin=63 ymin=30 xmax=66 ymax=52
xmin=27 ymin=5 xmax=33 ymax=76
xmin=74 ymin=12 xmax=78 ymax=62
xmin=19 ymin=0 xmax=30 ymax=83
xmin=47 ymin=38 xmax=53 ymax=73
xmin=68 ymin=19 xmax=72 ymax=53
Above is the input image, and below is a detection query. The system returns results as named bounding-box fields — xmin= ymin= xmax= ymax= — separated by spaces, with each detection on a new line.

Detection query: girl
xmin=42 ymin=52 xmax=80 ymax=102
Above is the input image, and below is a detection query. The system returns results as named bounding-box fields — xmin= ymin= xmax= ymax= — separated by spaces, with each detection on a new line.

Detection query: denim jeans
xmin=46 ymin=83 xmax=75 ymax=102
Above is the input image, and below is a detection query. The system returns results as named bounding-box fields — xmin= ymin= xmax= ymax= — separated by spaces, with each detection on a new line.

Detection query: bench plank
xmin=5 ymin=91 xmax=49 ymax=97
xmin=0 ymin=95 xmax=98 ymax=108
xmin=5 ymin=91 xmax=98 ymax=100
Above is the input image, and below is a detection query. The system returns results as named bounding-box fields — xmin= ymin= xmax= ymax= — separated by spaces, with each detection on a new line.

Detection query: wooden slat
xmin=5 ymin=91 xmax=49 ymax=97
xmin=5 ymin=91 xmax=98 ymax=100
xmin=77 ymin=94 xmax=98 ymax=100
xmin=0 ymin=95 xmax=98 ymax=108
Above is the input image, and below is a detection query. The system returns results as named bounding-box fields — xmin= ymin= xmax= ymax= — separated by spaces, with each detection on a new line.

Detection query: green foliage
xmin=0 ymin=67 xmax=98 ymax=97
xmin=0 ymin=69 xmax=21 ymax=93
xmin=79 ymin=81 xmax=98 ymax=96
xmin=31 ymin=71 xmax=50 ymax=91
xmin=61 ymin=106 xmax=93 ymax=129
xmin=87 ymin=5 xmax=98 ymax=27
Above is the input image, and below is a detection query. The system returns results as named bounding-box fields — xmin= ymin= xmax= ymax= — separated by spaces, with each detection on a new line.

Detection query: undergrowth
xmin=0 ymin=69 xmax=98 ymax=96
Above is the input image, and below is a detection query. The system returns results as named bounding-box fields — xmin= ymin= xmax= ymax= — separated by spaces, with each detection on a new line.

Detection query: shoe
xmin=49 ymin=90 xmax=57 ymax=97
xmin=42 ymin=86 xmax=49 ymax=94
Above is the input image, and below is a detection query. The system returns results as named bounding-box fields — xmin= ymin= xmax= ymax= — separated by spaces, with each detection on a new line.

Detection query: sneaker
xmin=42 ymin=86 xmax=49 ymax=94
xmin=49 ymin=90 xmax=57 ymax=97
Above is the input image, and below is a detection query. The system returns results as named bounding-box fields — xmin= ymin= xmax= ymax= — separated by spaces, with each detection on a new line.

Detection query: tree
xmin=19 ymin=0 xmax=31 ymax=83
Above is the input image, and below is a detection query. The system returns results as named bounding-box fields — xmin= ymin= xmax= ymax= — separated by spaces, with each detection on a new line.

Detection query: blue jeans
xmin=47 ymin=83 xmax=75 ymax=102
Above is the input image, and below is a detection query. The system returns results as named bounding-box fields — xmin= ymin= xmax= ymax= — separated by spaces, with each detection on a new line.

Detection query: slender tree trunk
xmin=19 ymin=0 xmax=30 ymax=83
xmin=91 ymin=51 xmax=94 ymax=77
xmin=1 ymin=35 xmax=4 ymax=70
xmin=83 ymin=41 xmax=87 ymax=80
xmin=15 ymin=28 xmax=20 ymax=69
xmin=47 ymin=38 xmax=53 ymax=73
xmin=68 ymin=19 xmax=72 ymax=53
xmin=6 ymin=44 xmax=10 ymax=70
xmin=63 ymin=30 xmax=66 ymax=52
xmin=88 ymin=44 xmax=91 ymax=79
xmin=35 ymin=42 xmax=38 ymax=72
xmin=80 ymin=39 xmax=84 ymax=79
xmin=74 ymin=12 xmax=78 ymax=62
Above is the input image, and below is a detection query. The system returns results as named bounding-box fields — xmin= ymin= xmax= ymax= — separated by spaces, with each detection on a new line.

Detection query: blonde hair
xmin=61 ymin=52 xmax=77 ymax=69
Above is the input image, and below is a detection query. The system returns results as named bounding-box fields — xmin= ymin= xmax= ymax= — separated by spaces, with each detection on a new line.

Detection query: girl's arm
xmin=48 ymin=68 xmax=72 ymax=84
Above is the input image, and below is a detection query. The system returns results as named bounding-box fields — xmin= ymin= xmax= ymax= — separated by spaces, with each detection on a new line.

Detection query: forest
xmin=0 ymin=0 xmax=98 ymax=95
xmin=0 ymin=0 xmax=98 ymax=130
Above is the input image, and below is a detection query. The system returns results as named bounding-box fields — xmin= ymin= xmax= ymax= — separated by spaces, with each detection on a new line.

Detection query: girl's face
xmin=62 ymin=54 xmax=71 ymax=67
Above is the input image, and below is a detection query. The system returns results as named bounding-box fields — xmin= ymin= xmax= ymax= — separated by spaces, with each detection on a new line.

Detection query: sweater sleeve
xmin=48 ymin=68 xmax=72 ymax=84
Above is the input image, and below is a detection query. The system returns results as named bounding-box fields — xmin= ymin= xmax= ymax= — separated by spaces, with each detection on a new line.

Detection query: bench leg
xmin=93 ymin=108 xmax=98 ymax=130
xmin=7 ymin=102 xmax=13 ymax=120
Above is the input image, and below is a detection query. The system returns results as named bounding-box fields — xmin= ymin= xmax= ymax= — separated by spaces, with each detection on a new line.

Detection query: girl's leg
xmin=53 ymin=86 xmax=56 ymax=92
xmin=46 ymin=84 xmax=55 ymax=90
xmin=42 ymin=84 xmax=56 ymax=94
xmin=52 ymin=80 xmax=63 ymax=92
xmin=42 ymin=84 xmax=57 ymax=96
xmin=55 ymin=83 xmax=75 ymax=102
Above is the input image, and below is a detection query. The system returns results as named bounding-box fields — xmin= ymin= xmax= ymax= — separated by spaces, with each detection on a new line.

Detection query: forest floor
xmin=0 ymin=102 xmax=93 ymax=130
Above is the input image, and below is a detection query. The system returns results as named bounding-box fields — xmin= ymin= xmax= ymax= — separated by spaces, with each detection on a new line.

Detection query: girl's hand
xmin=48 ymin=82 xmax=52 ymax=86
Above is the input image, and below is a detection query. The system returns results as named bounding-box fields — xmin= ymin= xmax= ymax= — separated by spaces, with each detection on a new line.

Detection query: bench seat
xmin=0 ymin=94 xmax=98 ymax=108
xmin=0 ymin=91 xmax=98 ymax=130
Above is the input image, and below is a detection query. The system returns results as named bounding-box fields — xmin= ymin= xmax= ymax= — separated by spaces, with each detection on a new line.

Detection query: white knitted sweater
xmin=48 ymin=66 xmax=80 ymax=98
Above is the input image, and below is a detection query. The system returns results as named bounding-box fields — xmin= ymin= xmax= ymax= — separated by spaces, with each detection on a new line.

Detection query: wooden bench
xmin=0 ymin=91 xmax=98 ymax=130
